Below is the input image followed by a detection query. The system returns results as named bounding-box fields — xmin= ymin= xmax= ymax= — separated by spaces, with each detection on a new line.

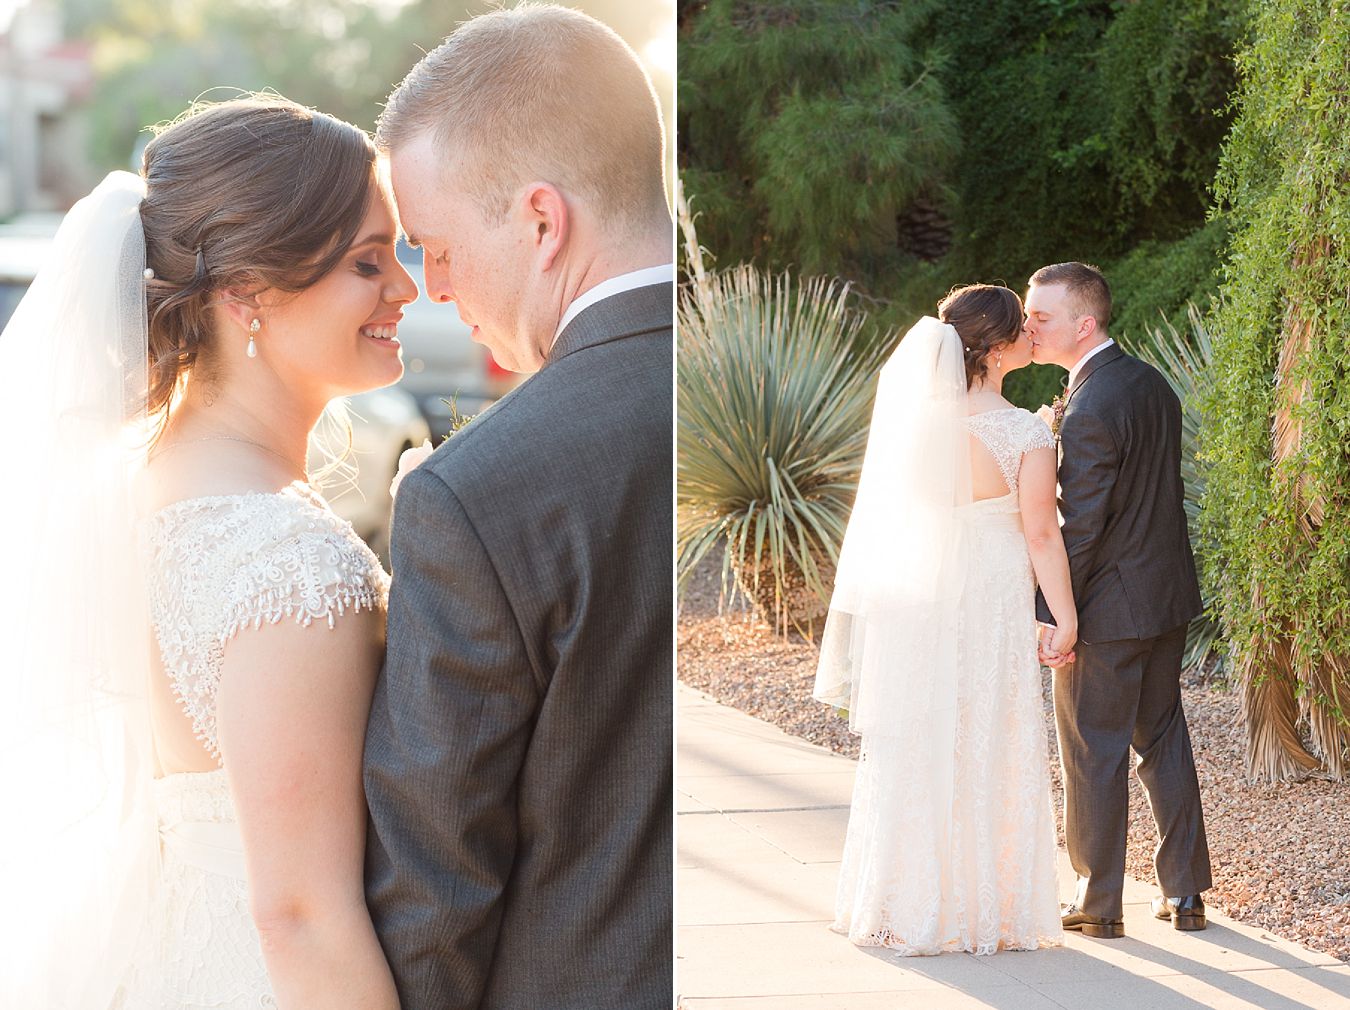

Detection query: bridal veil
xmin=0 ymin=171 xmax=159 ymax=1009
xmin=813 ymin=315 xmax=971 ymax=810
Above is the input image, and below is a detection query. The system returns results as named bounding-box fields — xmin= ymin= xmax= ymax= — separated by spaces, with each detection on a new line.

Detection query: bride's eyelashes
xmin=355 ymin=259 xmax=382 ymax=277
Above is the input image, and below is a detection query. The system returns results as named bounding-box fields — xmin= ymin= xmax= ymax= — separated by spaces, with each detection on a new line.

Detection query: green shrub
xmin=940 ymin=0 xmax=1243 ymax=287
xmin=1202 ymin=0 xmax=1350 ymax=781
xmin=678 ymin=0 xmax=956 ymax=284
xmin=1104 ymin=217 xmax=1230 ymax=355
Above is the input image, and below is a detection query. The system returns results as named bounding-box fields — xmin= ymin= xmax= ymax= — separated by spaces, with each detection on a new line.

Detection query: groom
xmin=1025 ymin=262 xmax=1211 ymax=939
xmin=361 ymin=7 xmax=673 ymax=1009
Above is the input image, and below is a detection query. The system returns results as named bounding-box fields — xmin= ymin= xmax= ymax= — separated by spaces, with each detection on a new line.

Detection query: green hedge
xmin=1202 ymin=0 xmax=1350 ymax=780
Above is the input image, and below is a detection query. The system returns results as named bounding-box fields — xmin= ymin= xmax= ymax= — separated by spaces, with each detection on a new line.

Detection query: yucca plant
xmin=1125 ymin=302 xmax=1222 ymax=675
xmin=677 ymin=184 xmax=893 ymax=635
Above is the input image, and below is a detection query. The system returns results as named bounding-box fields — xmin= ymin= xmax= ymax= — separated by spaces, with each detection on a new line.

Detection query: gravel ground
xmin=678 ymin=557 xmax=1350 ymax=962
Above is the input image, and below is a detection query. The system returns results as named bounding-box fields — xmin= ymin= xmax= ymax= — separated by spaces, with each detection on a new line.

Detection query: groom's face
xmin=1024 ymin=283 xmax=1082 ymax=370
xmin=389 ymin=133 xmax=546 ymax=373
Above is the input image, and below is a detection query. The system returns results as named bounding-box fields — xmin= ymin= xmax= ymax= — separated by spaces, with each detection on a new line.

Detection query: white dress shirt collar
xmin=553 ymin=263 xmax=675 ymax=343
xmin=1068 ymin=337 xmax=1116 ymax=388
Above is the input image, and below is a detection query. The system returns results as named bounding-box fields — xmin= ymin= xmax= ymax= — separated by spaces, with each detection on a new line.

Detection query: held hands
xmin=1037 ymin=621 xmax=1077 ymax=668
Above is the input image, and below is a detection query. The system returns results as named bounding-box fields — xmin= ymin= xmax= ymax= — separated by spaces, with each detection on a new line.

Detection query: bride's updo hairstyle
xmin=937 ymin=283 xmax=1023 ymax=390
xmin=139 ymin=95 xmax=377 ymax=432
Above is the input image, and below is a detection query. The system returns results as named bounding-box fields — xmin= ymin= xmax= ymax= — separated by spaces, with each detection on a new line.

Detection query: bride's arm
xmin=1020 ymin=445 xmax=1078 ymax=653
xmin=216 ymin=608 xmax=399 ymax=1010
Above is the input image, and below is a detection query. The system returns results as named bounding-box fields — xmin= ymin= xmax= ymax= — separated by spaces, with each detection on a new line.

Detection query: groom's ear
xmin=522 ymin=182 xmax=568 ymax=271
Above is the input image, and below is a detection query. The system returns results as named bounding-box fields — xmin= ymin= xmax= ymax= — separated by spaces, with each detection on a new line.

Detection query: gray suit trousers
xmin=1053 ymin=625 xmax=1212 ymax=919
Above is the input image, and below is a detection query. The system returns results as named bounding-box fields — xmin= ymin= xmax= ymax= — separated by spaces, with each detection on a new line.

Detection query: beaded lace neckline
xmin=143 ymin=479 xmax=316 ymax=523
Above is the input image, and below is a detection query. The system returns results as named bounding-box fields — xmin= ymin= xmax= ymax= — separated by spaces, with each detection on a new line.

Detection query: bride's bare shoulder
xmin=963 ymin=390 xmax=1018 ymax=416
xmin=137 ymin=440 xmax=300 ymax=514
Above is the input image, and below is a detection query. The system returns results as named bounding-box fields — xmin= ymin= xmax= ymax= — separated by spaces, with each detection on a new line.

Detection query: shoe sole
xmin=1065 ymin=920 xmax=1125 ymax=938
xmin=1080 ymin=921 xmax=1125 ymax=939
xmin=1154 ymin=909 xmax=1207 ymax=931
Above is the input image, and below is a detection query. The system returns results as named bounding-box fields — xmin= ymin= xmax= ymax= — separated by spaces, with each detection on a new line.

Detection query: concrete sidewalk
xmin=677 ymin=683 xmax=1350 ymax=1009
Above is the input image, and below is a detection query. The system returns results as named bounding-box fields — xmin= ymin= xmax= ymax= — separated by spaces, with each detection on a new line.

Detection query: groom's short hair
xmin=1029 ymin=262 xmax=1112 ymax=331
xmin=376 ymin=3 xmax=668 ymax=236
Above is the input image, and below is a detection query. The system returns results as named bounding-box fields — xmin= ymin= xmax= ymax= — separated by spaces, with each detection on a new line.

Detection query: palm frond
xmin=1240 ymin=624 xmax=1321 ymax=782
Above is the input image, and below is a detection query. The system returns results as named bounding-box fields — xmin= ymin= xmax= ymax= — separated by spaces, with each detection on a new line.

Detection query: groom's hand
xmin=1037 ymin=622 xmax=1075 ymax=668
xmin=1040 ymin=645 xmax=1075 ymax=668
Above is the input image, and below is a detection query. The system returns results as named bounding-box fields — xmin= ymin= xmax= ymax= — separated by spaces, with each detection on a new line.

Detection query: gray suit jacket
xmin=363 ymin=283 xmax=672 ymax=1010
xmin=1035 ymin=344 xmax=1202 ymax=643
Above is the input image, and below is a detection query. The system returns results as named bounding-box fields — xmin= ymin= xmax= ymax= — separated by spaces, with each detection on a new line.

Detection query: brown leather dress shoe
xmin=1061 ymin=903 xmax=1125 ymax=939
xmin=1152 ymin=894 xmax=1206 ymax=931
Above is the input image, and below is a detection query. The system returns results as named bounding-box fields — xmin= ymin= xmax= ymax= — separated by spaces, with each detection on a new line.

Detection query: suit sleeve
xmin=363 ymin=465 xmax=539 ymax=1010
xmin=1036 ymin=405 xmax=1121 ymax=626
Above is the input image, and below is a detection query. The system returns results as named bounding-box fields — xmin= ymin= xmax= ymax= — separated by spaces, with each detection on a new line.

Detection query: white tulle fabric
xmin=0 ymin=172 xmax=161 ymax=1010
xmin=819 ymin=327 xmax=1062 ymax=953
xmin=112 ymin=484 xmax=389 ymax=1008
xmin=814 ymin=317 xmax=971 ymax=736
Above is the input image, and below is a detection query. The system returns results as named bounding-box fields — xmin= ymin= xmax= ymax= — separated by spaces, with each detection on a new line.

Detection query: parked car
xmin=0 ymin=219 xmax=56 ymax=322
xmin=0 ymin=224 xmax=430 ymax=553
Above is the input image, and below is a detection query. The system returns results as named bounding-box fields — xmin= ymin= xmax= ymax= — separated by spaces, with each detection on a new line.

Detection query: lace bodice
xmin=141 ymin=481 xmax=390 ymax=762
xmin=963 ymin=407 xmax=1056 ymax=495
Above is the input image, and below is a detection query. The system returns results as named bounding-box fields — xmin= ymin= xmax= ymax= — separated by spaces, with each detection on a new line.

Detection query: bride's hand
xmin=1049 ymin=623 xmax=1077 ymax=662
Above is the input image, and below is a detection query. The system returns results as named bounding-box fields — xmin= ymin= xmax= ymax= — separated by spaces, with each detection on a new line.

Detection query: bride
xmin=814 ymin=283 xmax=1077 ymax=955
xmin=1 ymin=96 xmax=415 ymax=1007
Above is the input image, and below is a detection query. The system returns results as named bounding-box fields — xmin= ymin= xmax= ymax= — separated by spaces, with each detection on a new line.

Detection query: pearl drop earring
xmin=247 ymin=318 xmax=260 ymax=358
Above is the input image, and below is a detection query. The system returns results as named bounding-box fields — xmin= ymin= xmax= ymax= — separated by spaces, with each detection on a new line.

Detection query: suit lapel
xmin=1065 ymin=343 xmax=1124 ymax=405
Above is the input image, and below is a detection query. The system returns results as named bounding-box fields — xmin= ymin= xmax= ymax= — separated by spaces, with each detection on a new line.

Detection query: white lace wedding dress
xmin=112 ymin=481 xmax=389 ymax=1008
xmin=832 ymin=407 xmax=1063 ymax=955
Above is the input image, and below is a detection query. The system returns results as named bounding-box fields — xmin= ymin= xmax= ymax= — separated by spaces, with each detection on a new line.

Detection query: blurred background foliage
xmin=43 ymin=0 xmax=673 ymax=185
xmin=679 ymin=0 xmax=1247 ymax=408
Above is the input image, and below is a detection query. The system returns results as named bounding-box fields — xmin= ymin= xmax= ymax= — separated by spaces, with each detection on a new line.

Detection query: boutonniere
xmin=1049 ymin=392 xmax=1067 ymax=438
xmin=390 ymin=440 xmax=435 ymax=499
xmin=1036 ymin=393 xmax=1068 ymax=441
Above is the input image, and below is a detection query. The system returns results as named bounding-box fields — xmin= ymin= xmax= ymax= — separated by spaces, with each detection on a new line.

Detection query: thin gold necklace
xmin=155 ymin=435 xmax=308 ymax=480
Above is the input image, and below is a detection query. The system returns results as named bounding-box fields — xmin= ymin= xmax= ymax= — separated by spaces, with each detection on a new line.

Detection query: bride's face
xmin=251 ymin=184 xmax=419 ymax=403
xmin=999 ymin=322 xmax=1035 ymax=373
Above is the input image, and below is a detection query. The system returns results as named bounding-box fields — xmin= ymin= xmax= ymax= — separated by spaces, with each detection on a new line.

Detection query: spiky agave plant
xmin=677 ymin=186 xmax=892 ymax=635
xmin=1127 ymin=303 xmax=1222 ymax=674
